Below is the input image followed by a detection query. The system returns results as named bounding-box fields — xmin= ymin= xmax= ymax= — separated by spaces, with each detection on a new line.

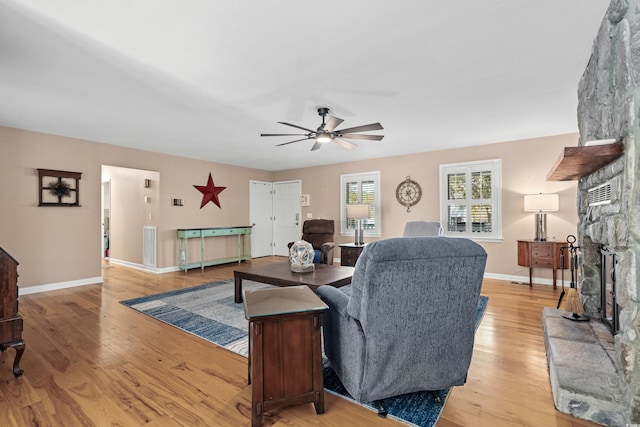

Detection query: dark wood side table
xmin=243 ymin=286 xmax=328 ymax=427
xmin=517 ymin=240 xmax=567 ymax=288
xmin=339 ymin=243 xmax=365 ymax=267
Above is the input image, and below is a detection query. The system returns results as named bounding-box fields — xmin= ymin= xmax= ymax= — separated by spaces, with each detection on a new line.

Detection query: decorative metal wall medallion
xmin=396 ymin=176 xmax=422 ymax=212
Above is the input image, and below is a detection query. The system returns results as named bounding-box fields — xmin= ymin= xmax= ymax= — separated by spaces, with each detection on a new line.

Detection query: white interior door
xmin=249 ymin=180 xmax=274 ymax=258
xmin=273 ymin=180 xmax=302 ymax=256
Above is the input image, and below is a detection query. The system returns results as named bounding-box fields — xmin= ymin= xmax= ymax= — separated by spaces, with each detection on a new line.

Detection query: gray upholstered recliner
xmin=402 ymin=220 xmax=442 ymax=237
xmin=317 ymin=236 xmax=487 ymax=403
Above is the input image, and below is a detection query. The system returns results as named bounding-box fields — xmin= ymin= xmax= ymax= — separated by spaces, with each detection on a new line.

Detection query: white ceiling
xmin=0 ymin=0 xmax=609 ymax=171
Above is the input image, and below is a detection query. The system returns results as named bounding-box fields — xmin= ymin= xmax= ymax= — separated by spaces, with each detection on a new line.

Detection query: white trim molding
xmin=19 ymin=276 xmax=103 ymax=295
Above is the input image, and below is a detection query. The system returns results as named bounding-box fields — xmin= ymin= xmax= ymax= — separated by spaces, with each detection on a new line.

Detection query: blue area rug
xmin=121 ymin=279 xmax=488 ymax=427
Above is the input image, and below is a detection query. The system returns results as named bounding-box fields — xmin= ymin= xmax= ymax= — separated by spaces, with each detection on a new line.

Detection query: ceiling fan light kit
xmin=315 ymin=131 xmax=332 ymax=143
xmin=261 ymin=107 xmax=384 ymax=151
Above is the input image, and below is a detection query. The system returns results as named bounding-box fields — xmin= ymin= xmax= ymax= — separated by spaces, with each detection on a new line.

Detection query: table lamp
xmin=524 ymin=193 xmax=559 ymax=241
xmin=347 ymin=203 xmax=370 ymax=245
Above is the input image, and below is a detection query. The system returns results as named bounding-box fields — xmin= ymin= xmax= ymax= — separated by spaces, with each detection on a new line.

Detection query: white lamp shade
xmin=347 ymin=203 xmax=370 ymax=219
xmin=524 ymin=193 xmax=559 ymax=212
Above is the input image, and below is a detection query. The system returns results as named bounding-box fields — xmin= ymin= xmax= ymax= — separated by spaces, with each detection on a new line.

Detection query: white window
xmin=340 ymin=171 xmax=381 ymax=237
xmin=439 ymin=159 xmax=502 ymax=241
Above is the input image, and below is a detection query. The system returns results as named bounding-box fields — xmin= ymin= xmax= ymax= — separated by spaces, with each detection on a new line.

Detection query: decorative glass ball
xmin=289 ymin=240 xmax=315 ymax=272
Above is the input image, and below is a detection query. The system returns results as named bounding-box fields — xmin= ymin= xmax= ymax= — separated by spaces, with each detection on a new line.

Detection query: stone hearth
xmin=543 ymin=308 xmax=625 ymax=426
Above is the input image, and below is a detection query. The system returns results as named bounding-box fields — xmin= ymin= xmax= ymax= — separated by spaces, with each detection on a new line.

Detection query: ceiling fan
xmin=260 ymin=107 xmax=384 ymax=151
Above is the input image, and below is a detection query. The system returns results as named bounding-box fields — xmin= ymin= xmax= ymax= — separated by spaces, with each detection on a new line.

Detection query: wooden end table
xmin=243 ymin=286 xmax=328 ymax=427
xmin=339 ymin=243 xmax=365 ymax=266
xmin=234 ymin=262 xmax=353 ymax=303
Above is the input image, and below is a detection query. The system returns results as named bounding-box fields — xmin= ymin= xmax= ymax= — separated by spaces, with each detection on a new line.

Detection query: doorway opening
xmin=101 ymin=165 xmax=160 ymax=270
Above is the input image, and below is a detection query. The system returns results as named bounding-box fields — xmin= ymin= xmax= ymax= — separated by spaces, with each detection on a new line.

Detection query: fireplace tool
xmin=556 ymin=246 xmax=566 ymax=309
xmin=560 ymin=235 xmax=588 ymax=321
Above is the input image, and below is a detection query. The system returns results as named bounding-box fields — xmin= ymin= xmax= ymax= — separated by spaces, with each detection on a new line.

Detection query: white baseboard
xmin=16 ymin=264 xmax=554 ymax=297
xmin=484 ymin=272 xmax=555 ymax=286
xmin=107 ymin=258 xmax=175 ymax=274
xmin=19 ymin=276 xmax=103 ymax=296
xmin=19 ymin=259 xmax=175 ymax=295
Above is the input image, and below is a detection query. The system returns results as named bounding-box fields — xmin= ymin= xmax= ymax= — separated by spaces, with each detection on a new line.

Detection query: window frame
xmin=340 ymin=171 xmax=381 ymax=238
xmin=439 ymin=159 xmax=502 ymax=242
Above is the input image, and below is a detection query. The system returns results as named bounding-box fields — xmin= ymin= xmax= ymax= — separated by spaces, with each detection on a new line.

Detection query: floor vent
xmin=143 ymin=226 xmax=157 ymax=267
xmin=588 ymin=182 xmax=612 ymax=206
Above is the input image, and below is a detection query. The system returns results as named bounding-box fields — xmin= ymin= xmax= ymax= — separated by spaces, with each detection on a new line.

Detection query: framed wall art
xmin=37 ymin=169 xmax=82 ymax=207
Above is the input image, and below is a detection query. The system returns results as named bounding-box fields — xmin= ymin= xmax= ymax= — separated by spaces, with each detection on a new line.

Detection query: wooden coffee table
xmin=234 ymin=262 xmax=354 ymax=303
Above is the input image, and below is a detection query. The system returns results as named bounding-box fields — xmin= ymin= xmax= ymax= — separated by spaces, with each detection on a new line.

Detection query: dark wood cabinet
xmin=0 ymin=247 xmax=25 ymax=377
xmin=517 ymin=240 xmax=567 ymax=288
xmin=244 ymin=286 xmax=327 ymax=427
xmin=339 ymin=243 xmax=365 ymax=267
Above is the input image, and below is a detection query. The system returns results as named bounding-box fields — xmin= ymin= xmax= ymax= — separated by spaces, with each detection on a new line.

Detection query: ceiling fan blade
xmin=336 ymin=122 xmax=383 ymax=134
xmin=334 ymin=138 xmax=357 ymax=150
xmin=277 ymin=121 xmax=316 ymax=133
xmin=261 ymin=133 xmax=307 ymax=137
xmin=324 ymin=116 xmax=344 ymax=132
xmin=311 ymin=141 xmax=323 ymax=151
xmin=275 ymin=137 xmax=312 ymax=146
xmin=340 ymin=133 xmax=384 ymax=141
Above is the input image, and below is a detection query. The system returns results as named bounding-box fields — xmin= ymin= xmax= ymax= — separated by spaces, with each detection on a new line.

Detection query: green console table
xmin=177 ymin=226 xmax=252 ymax=272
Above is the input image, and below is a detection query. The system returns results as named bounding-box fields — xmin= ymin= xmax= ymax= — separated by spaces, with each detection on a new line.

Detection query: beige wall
xmin=1 ymin=125 xmax=578 ymax=289
xmin=274 ymin=133 xmax=579 ymax=282
xmin=0 ymin=126 xmax=271 ymax=288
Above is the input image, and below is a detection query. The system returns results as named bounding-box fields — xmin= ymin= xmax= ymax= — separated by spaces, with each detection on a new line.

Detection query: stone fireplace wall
xmin=576 ymin=0 xmax=640 ymax=420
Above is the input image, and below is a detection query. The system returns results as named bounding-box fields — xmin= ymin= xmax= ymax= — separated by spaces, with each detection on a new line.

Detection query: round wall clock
xmin=396 ymin=176 xmax=422 ymax=212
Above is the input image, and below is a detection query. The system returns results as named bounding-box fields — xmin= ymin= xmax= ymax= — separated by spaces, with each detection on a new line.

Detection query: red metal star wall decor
xmin=194 ymin=173 xmax=226 ymax=209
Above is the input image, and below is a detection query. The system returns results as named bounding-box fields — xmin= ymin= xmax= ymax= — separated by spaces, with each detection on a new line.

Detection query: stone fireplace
xmin=543 ymin=1 xmax=640 ymax=425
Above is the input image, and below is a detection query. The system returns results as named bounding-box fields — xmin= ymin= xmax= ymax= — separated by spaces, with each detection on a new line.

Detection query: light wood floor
xmin=1 ymin=257 xmax=599 ymax=427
